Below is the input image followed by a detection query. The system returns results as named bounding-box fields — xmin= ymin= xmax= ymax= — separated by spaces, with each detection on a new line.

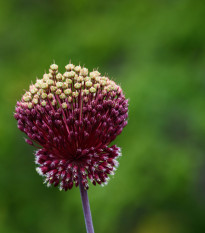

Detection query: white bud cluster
xmin=21 ymin=62 xmax=121 ymax=109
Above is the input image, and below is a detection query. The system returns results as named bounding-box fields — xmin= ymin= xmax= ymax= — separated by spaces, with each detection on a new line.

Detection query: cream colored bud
xmin=85 ymin=81 xmax=92 ymax=87
xmin=74 ymin=65 xmax=81 ymax=73
xmin=56 ymin=82 xmax=63 ymax=88
xmin=74 ymin=83 xmax=81 ymax=89
xmin=56 ymin=73 xmax=62 ymax=80
xmin=62 ymin=102 xmax=68 ymax=109
xmin=84 ymin=76 xmax=91 ymax=82
xmin=28 ymin=103 xmax=33 ymax=109
xmin=50 ymin=64 xmax=58 ymax=71
xmin=35 ymin=83 xmax=40 ymax=88
xmin=60 ymin=93 xmax=66 ymax=99
xmin=67 ymin=96 xmax=72 ymax=102
xmin=73 ymin=91 xmax=79 ymax=97
xmin=90 ymin=87 xmax=96 ymax=93
xmin=52 ymin=100 xmax=57 ymax=106
xmin=47 ymin=79 xmax=54 ymax=86
xmin=83 ymin=89 xmax=89 ymax=95
xmin=37 ymin=89 xmax=44 ymax=95
xmin=61 ymin=83 xmax=68 ymax=89
xmin=23 ymin=95 xmax=31 ymax=102
xmin=64 ymin=71 xmax=75 ymax=79
xmin=41 ymin=93 xmax=47 ymax=99
xmin=95 ymin=76 xmax=100 ymax=82
xmin=77 ymin=76 xmax=83 ymax=82
xmin=35 ymin=79 xmax=43 ymax=88
xmin=43 ymin=74 xmax=49 ymax=81
xmin=30 ymin=86 xmax=38 ymax=94
xmin=32 ymin=98 xmax=38 ymax=104
xmin=64 ymin=89 xmax=71 ymax=95
xmin=94 ymin=71 xmax=101 ymax=76
xmin=41 ymin=83 xmax=48 ymax=89
xmin=56 ymin=89 xmax=62 ymax=95
xmin=33 ymin=94 xmax=39 ymax=99
xmin=80 ymin=68 xmax=88 ymax=76
xmin=50 ymin=86 xmax=57 ymax=92
xmin=48 ymin=93 xmax=54 ymax=99
xmin=66 ymin=78 xmax=72 ymax=84
xmin=100 ymin=80 xmax=107 ymax=86
xmin=90 ymin=71 xmax=100 ymax=79
xmin=65 ymin=64 xmax=75 ymax=71
xmin=48 ymin=73 xmax=53 ymax=79
xmin=94 ymin=83 xmax=100 ymax=89
xmin=41 ymin=100 xmax=47 ymax=106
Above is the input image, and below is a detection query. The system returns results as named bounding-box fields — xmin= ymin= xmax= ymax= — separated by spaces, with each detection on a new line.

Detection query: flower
xmin=14 ymin=63 xmax=128 ymax=191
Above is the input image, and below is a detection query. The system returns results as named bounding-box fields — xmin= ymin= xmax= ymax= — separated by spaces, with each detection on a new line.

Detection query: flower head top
xmin=14 ymin=63 xmax=128 ymax=190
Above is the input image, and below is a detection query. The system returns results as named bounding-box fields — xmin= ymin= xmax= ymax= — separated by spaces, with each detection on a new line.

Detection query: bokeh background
xmin=1 ymin=0 xmax=205 ymax=232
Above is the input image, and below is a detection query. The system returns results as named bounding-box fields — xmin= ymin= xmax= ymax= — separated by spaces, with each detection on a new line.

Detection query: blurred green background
xmin=1 ymin=0 xmax=205 ymax=232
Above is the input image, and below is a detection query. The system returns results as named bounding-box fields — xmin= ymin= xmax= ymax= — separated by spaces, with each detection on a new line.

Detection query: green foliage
xmin=0 ymin=0 xmax=205 ymax=232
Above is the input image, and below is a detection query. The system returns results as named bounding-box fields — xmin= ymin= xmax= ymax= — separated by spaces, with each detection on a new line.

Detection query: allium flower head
xmin=14 ymin=63 xmax=128 ymax=191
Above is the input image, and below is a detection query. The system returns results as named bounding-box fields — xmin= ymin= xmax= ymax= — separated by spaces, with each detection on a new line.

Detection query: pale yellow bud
xmin=56 ymin=73 xmax=63 ymax=80
xmin=62 ymin=102 xmax=68 ymax=109
xmin=85 ymin=81 xmax=92 ymax=87
xmin=94 ymin=83 xmax=100 ymax=89
xmin=65 ymin=64 xmax=75 ymax=71
xmin=30 ymin=86 xmax=38 ymax=94
xmin=47 ymin=79 xmax=54 ymax=85
xmin=23 ymin=95 xmax=31 ymax=102
xmin=32 ymin=98 xmax=38 ymax=104
xmin=64 ymin=89 xmax=71 ymax=95
xmin=100 ymin=80 xmax=107 ymax=86
xmin=50 ymin=86 xmax=57 ymax=92
xmin=83 ymin=89 xmax=89 ymax=95
xmin=43 ymin=74 xmax=49 ymax=82
xmin=67 ymin=96 xmax=72 ymax=102
xmin=50 ymin=64 xmax=58 ymax=71
xmin=74 ymin=65 xmax=81 ymax=73
xmin=28 ymin=103 xmax=33 ymax=109
xmin=56 ymin=89 xmax=62 ymax=95
xmin=52 ymin=100 xmax=57 ymax=106
xmin=56 ymin=82 xmax=63 ymax=88
xmin=84 ymin=76 xmax=91 ymax=82
xmin=60 ymin=93 xmax=66 ymax=99
xmin=63 ymin=71 xmax=75 ymax=79
xmin=90 ymin=87 xmax=96 ymax=93
xmin=41 ymin=93 xmax=47 ymax=99
xmin=48 ymin=73 xmax=53 ymax=79
xmin=74 ymin=83 xmax=81 ymax=89
xmin=33 ymin=94 xmax=39 ymax=99
xmin=62 ymin=83 xmax=68 ymax=89
xmin=48 ymin=93 xmax=54 ymax=99
xmin=66 ymin=78 xmax=72 ymax=85
xmin=41 ymin=100 xmax=47 ymax=106
xmin=90 ymin=71 xmax=100 ymax=79
xmin=77 ymin=76 xmax=83 ymax=82
xmin=35 ymin=79 xmax=43 ymax=88
xmin=41 ymin=83 xmax=48 ymax=89
xmin=73 ymin=91 xmax=79 ymax=97
xmin=80 ymin=68 xmax=88 ymax=76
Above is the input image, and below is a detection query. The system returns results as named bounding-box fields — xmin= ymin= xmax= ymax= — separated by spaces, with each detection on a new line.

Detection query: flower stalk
xmin=14 ymin=62 xmax=128 ymax=232
xmin=79 ymin=174 xmax=95 ymax=233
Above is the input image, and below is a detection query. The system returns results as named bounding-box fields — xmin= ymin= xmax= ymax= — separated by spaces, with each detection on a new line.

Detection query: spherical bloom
xmin=14 ymin=63 xmax=128 ymax=191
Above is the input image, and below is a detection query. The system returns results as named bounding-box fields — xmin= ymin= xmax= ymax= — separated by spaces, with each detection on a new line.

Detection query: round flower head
xmin=14 ymin=63 xmax=128 ymax=191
